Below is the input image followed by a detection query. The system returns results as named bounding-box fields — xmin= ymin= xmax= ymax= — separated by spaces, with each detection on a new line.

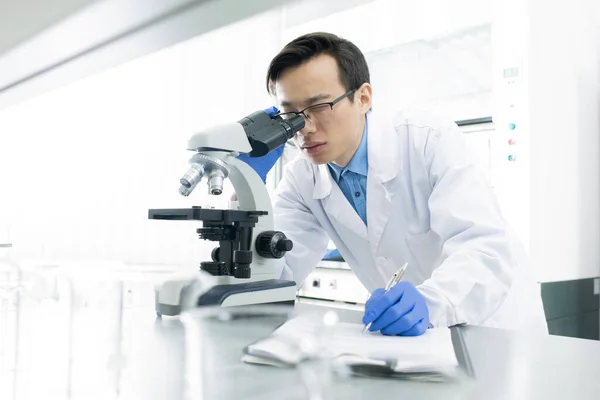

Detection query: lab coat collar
xmin=313 ymin=111 xmax=401 ymax=200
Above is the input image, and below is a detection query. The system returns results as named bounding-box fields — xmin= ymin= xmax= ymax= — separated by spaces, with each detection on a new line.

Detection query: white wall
xmin=282 ymin=0 xmax=494 ymax=121
xmin=282 ymin=0 xmax=493 ymax=54
xmin=0 ymin=10 xmax=283 ymax=267
xmin=366 ymin=24 xmax=493 ymax=121
xmin=2 ymin=0 xmax=598 ymax=284
xmin=0 ymin=0 xmax=496 ymax=269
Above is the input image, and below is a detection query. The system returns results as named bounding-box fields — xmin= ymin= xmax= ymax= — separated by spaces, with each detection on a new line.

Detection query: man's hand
xmin=236 ymin=145 xmax=284 ymax=183
xmin=362 ymin=282 xmax=430 ymax=336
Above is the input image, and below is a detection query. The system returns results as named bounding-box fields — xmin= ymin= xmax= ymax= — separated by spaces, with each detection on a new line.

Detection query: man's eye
xmin=308 ymin=104 xmax=330 ymax=113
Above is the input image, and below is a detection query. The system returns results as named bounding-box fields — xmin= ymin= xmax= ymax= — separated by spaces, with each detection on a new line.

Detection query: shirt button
xmin=354 ymin=191 xmax=361 ymax=197
xmin=376 ymin=257 xmax=386 ymax=267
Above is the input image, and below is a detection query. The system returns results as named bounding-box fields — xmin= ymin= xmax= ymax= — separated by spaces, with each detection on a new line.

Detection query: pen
xmin=362 ymin=262 xmax=408 ymax=334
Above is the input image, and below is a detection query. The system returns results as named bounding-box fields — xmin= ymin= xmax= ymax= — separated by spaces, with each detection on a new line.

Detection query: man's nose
xmin=297 ymin=115 xmax=316 ymax=136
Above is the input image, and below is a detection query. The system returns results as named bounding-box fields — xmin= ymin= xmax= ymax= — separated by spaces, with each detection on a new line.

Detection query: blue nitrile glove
xmin=323 ymin=248 xmax=344 ymax=261
xmin=236 ymin=106 xmax=284 ymax=183
xmin=362 ymin=282 xmax=430 ymax=336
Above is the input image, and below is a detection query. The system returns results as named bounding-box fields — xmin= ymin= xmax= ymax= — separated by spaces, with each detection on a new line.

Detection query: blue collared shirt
xmin=328 ymin=120 xmax=368 ymax=226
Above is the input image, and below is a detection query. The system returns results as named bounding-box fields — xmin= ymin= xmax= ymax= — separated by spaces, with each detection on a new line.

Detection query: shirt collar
xmin=328 ymin=117 xmax=369 ymax=182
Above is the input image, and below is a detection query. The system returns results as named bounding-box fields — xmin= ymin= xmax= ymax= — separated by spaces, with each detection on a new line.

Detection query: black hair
xmin=266 ymin=32 xmax=370 ymax=98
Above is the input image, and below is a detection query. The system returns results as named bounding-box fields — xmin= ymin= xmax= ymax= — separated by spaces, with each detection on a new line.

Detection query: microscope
xmin=149 ymin=109 xmax=305 ymax=316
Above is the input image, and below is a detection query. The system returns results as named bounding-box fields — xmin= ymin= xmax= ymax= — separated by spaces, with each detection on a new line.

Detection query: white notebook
xmin=243 ymin=316 xmax=460 ymax=378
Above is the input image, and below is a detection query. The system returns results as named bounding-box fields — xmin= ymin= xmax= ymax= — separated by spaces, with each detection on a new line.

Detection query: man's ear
xmin=357 ymin=83 xmax=373 ymax=113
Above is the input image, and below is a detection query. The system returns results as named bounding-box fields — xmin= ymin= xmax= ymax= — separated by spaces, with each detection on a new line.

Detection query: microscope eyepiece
xmin=278 ymin=115 xmax=305 ymax=140
xmin=238 ymin=112 xmax=305 ymax=157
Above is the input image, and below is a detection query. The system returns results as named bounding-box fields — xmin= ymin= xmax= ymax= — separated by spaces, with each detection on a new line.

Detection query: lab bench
xmin=128 ymin=304 xmax=600 ymax=400
xmin=3 ymin=262 xmax=600 ymax=399
xmin=7 ymin=303 xmax=592 ymax=400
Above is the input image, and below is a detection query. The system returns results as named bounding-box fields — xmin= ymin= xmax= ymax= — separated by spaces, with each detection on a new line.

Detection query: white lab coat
xmin=273 ymin=110 xmax=548 ymax=333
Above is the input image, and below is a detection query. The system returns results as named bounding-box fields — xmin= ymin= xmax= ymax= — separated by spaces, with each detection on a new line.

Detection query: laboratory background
xmin=1 ymin=0 xmax=600 ymax=399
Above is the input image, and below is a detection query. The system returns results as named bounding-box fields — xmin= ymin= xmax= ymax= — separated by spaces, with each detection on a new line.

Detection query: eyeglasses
xmin=276 ymin=89 xmax=356 ymax=121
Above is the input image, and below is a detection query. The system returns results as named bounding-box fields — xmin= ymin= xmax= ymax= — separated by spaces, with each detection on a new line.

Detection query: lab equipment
xmin=362 ymin=262 xmax=407 ymax=334
xmin=149 ymin=109 xmax=305 ymax=316
xmin=4 ymin=262 xmax=131 ymax=400
xmin=236 ymin=106 xmax=284 ymax=183
xmin=236 ymin=145 xmax=284 ymax=183
xmin=0 ymin=259 xmax=19 ymax=400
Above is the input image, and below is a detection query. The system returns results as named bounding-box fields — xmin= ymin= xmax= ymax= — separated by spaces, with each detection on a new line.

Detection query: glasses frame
xmin=276 ymin=89 xmax=356 ymax=121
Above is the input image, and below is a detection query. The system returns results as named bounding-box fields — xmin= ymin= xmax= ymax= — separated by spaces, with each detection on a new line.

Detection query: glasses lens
xmin=305 ymin=104 xmax=332 ymax=120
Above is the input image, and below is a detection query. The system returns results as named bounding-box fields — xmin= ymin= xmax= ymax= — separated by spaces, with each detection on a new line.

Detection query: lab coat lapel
xmin=314 ymin=164 xmax=368 ymax=240
xmin=366 ymin=112 xmax=402 ymax=256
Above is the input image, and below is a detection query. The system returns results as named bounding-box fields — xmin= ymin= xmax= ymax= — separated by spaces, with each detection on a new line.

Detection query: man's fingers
xmin=368 ymin=294 xmax=414 ymax=332
xmin=362 ymin=289 xmax=386 ymax=324
xmin=365 ymin=288 xmax=386 ymax=309
xmin=379 ymin=310 xmax=419 ymax=336
xmin=398 ymin=319 xmax=429 ymax=336
xmin=362 ymin=282 xmax=408 ymax=325
xmin=381 ymin=315 xmax=428 ymax=336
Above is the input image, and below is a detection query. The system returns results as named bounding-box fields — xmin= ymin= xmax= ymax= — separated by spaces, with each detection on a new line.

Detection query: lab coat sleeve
xmin=415 ymin=121 xmax=516 ymax=328
xmin=272 ymin=165 xmax=330 ymax=285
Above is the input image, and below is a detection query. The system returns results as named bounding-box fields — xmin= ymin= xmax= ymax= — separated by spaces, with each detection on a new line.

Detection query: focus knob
xmin=276 ymin=239 xmax=293 ymax=252
xmin=256 ymin=231 xmax=293 ymax=259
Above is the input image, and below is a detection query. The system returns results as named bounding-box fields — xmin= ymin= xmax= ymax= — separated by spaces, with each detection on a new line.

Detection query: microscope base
xmin=197 ymin=279 xmax=297 ymax=307
xmin=155 ymin=279 xmax=296 ymax=316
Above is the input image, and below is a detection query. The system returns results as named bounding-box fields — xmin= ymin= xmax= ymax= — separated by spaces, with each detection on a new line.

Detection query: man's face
xmin=274 ymin=54 xmax=371 ymax=166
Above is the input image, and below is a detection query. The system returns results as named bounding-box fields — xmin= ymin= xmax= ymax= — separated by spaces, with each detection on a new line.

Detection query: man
xmin=242 ymin=32 xmax=547 ymax=336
